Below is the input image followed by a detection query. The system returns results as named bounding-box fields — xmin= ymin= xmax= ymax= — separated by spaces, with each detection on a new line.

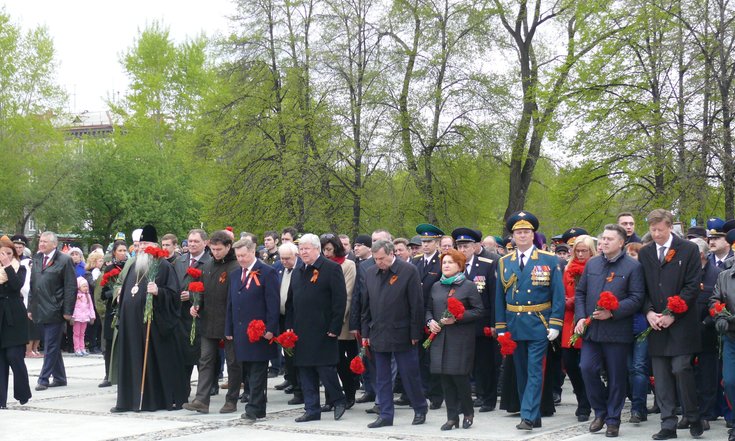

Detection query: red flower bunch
xmin=350 ymin=355 xmax=366 ymax=374
xmin=423 ymin=295 xmax=466 ymax=349
xmin=144 ymin=246 xmax=168 ymax=259
xmin=710 ymin=301 xmax=732 ymax=317
xmin=637 ymin=295 xmax=689 ymax=342
xmin=188 ymin=281 xmax=205 ymax=292
xmin=483 ymin=326 xmax=493 ymax=337
xmin=100 ymin=267 xmax=121 ymax=287
xmin=569 ymin=291 xmax=620 ymax=346
xmin=186 ymin=267 xmax=203 ymax=279
xmin=272 ymin=330 xmax=299 ymax=356
xmin=497 ymin=332 xmax=517 ymax=356
xmin=247 ymin=319 xmax=267 ymax=343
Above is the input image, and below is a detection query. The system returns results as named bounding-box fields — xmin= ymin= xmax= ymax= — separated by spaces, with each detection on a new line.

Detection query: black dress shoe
xmin=240 ymin=412 xmax=256 ymax=422
xmin=209 ymin=385 xmax=219 ymax=396
xmin=473 ymin=398 xmax=484 ymax=407
xmin=288 ymin=396 xmax=304 ymax=405
xmin=533 ymin=419 xmax=542 ymax=428
xmin=577 ymin=414 xmax=590 ymax=422
xmin=702 ymin=420 xmax=709 ymax=431
xmin=110 ymin=407 xmax=128 ymax=413
xmin=516 ymin=419 xmax=534 ymax=430
xmin=365 ymin=405 xmax=379 ymax=414
xmin=479 ymin=405 xmax=494 ymax=413
xmin=267 ymin=370 xmax=278 ymax=378
xmin=98 ymin=380 xmax=112 ymax=388
xmin=648 ymin=404 xmax=661 ymax=414
xmin=367 ymin=417 xmax=393 ymax=428
xmin=441 ymin=420 xmax=458 ymax=430
xmin=629 ymin=411 xmax=646 ymax=423
xmin=429 ymin=400 xmax=442 ymax=410
xmin=689 ymin=420 xmax=703 ymax=438
xmin=35 ymin=384 xmax=48 ymax=391
xmin=355 ymin=393 xmax=375 ymax=403
xmin=393 ymin=396 xmax=410 ymax=406
xmin=606 ymin=424 xmax=619 ymax=437
xmin=320 ymin=404 xmax=334 ymax=412
xmin=345 ymin=399 xmax=355 ymax=409
xmin=333 ymin=402 xmax=346 ymax=420
xmin=651 ymin=428 xmax=677 ymax=440
xmin=49 ymin=381 xmax=67 ymax=387
xmin=275 ymin=380 xmax=291 ymax=390
xmin=284 ymin=385 xmax=295 ymax=394
xmin=462 ymin=415 xmax=473 ymax=429
xmin=412 ymin=412 xmax=426 ymax=425
xmin=240 ymin=394 xmax=249 ymax=403
xmin=295 ymin=412 xmax=320 ymax=422
xmin=589 ymin=417 xmax=605 ymax=432
xmin=676 ymin=418 xmax=689 ymax=429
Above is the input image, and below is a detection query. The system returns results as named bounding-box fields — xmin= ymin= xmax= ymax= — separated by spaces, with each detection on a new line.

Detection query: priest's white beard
xmin=135 ymin=252 xmax=151 ymax=277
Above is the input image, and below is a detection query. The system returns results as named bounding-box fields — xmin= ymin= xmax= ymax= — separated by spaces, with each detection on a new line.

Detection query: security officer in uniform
xmin=453 ymin=227 xmax=499 ymax=413
xmin=707 ymin=218 xmax=734 ymax=268
xmin=413 ymin=224 xmax=444 ymax=409
xmin=495 ymin=211 xmax=565 ymax=430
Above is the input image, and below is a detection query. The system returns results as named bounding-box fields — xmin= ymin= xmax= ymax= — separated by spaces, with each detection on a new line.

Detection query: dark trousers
xmin=242 ymin=361 xmax=268 ymax=418
xmin=195 ymin=337 xmax=242 ymax=405
xmin=721 ymin=336 xmax=735 ymax=424
xmin=299 ymin=365 xmax=344 ymax=415
xmin=39 ymin=322 xmax=66 ymax=385
xmin=375 ymin=348 xmax=427 ymax=421
xmin=694 ymin=351 xmax=720 ymax=420
xmin=473 ymin=336 xmax=500 ymax=409
xmin=103 ymin=338 xmax=112 ymax=380
xmin=514 ymin=339 xmax=547 ymax=422
xmin=651 ymin=354 xmax=699 ymax=430
xmin=335 ymin=339 xmax=358 ymax=401
xmin=580 ymin=341 xmax=629 ymax=425
xmin=562 ymin=347 xmax=590 ymax=417
xmin=0 ymin=345 xmax=31 ymax=407
xmin=441 ymin=374 xmax=473 ymax=421
xmin=627 ymin=338 xmax=649 ymax=415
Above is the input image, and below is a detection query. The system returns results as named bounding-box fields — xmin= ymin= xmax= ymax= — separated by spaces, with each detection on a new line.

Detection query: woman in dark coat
xmin=98 ymin=240 xmax=127 ymax=387
xmin=0 ymin=236 xmax=32 ymax=408
xmin=426 ymin=249 xmax=483 ymax=430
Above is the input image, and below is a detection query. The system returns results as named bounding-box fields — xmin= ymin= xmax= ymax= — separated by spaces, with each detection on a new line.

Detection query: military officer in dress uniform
xmin=452 ymin=227 xmax=499 ymax=413
xmin=413 ymin=223 xmax=444 ymax=409
xmin=707 ymin=218 xmax=735 ymax=269
xmin=495 ymin=211 xmax=565 ymax=430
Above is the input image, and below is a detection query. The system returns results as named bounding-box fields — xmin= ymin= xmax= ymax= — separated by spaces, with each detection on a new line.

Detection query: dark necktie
xmin=190 ymin=258 xmax=196 ymax=267
xmin=465 ymin=263 xmax=471 ymax=276
xmin=241 ymin=269 xmax=246 ymax=284
xmin=43 ymin=255 xmax=49 ymax=269
xmin=658 ymin=246 xmax=666 ymax=264
xmin=519 ymin=253 xmax=525 ymax=271
xmin=717 ymin=259 xmax=724 ymax=268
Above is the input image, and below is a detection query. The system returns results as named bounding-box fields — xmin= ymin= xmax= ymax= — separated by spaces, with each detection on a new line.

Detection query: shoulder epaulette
xmin=477 ymin=256 xmax=494 ymax=264
xmin=538 ymin=249 xmax=555 ymax=256
xmin=499 ymin=253 xmax=513 ymax=261
xmin=412 ymin=255 xmax=423 ymax=261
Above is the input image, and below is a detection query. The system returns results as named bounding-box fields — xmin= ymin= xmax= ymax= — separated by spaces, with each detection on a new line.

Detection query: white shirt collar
xmin=657 ymin=235 xmax=673 ymax=251
xmin=44 ymin=249 xmax=56 ymax=260
xmin=466 ymin=255 xmax=475 ymax=269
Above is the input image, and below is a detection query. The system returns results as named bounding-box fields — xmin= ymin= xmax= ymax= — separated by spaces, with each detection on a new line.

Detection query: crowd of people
xmin=0 ymin=208 xmax=734 ymax=440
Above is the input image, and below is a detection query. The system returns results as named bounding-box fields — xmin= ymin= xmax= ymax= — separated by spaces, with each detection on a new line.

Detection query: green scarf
xmin=440 ymin=272 xmax=466 ymax=285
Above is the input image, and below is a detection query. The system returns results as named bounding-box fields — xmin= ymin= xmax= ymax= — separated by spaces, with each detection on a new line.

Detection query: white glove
xmin=547 ymin=328 xmax=559 ymax=341
xmin=497 ymin=332 xmax=505 ymax=337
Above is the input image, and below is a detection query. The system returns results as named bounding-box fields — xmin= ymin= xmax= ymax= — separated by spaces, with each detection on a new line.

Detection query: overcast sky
xmin=4 ymin=0 xmax=236 ymax=113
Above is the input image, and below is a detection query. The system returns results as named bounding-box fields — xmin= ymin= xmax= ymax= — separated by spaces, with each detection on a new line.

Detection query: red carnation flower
xmin=100 ymin=267 xmax=121 ymax=287
xmin=447 ymin=297 xmax=465 ymax=320
xmin=483 ymin=326 xmax=493 ymax=337
xmin=188 ymin=281 xmax=205 ymax=292
xmin=247 ymin=319 xmax=267 ymax=343
xmin=497 ymin=332 xmax=517 ymax=356
xmin=186 ymin=267 xmax=203 ymax=279
xmin=350 ymin=355 xmax=366 ymax=374
xmin=709 ymin=301 xmax=732 ymax=318
xmin=666 ymin=295 xmax=688 ymax=314
xmin=597 ymin=291 xmax=620 ymax=311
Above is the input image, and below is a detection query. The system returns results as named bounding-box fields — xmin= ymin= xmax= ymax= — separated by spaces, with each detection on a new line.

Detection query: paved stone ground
xmin=2 ymin=354 xmax=730 ymax=440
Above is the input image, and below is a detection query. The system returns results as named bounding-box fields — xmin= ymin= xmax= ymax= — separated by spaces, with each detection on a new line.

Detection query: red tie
xmin=43 ymin=255 xmax=49 ymax=269
xmin=241 ymin=269 xmax=247 ymax=285
xmin=190 ymin=258 xmax=196 ymax=267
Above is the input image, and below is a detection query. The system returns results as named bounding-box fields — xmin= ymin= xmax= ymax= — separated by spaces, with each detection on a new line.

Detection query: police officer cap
xmin=408 ymin=235 xmax=423 ymax=247
xmin=561 ymin=227 xmax=588 ymax=245
xmin=354 ymin=234 xmax=372 ymax=247
xmin=722 ymin=219 xmax=735 ymax=235
xmin=415 ymin=223 xmax=444 ymax=240
xmin=505 ymin=211 xmax=539 ymax=232
xmin=10 ymin=234 xmax=28 ymax=246
xmin=451 ymin=227 xmax=480 ymax=243
xmin=727 ymin=229 xmax=735 ymax=245
xmin=707 ymin=217 xmax=726 ymax=237
xmin=555 ymin=243 xmax=570 ymax=253
xmin=686 ymin=226 xmax=707 ymax=239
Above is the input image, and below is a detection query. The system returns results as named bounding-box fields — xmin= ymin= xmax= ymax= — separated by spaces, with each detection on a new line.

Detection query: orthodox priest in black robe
xmin=110 ymin=225 xmax=187 ymax=412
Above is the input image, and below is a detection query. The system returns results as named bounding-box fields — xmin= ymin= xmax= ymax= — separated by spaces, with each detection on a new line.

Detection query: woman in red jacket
xmin=561 ymin=234 xmax=596 ymax=422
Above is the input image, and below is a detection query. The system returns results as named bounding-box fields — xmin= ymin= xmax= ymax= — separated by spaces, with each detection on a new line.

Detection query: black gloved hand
xmin=715 ymin=317 xmax=730 ymax=334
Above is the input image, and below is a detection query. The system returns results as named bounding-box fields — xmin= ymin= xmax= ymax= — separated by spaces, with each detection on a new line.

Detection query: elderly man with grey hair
xmin=29 ymin=231 xmax=77 ymax=390
xmin=285 ymin=233 xmax=347 ymax=422
xmin=361 ymin=239 xmax=427 ymax=428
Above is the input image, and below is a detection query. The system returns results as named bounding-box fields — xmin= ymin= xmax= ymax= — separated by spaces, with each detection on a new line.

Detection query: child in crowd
xmin=72 ymin=277 xmax=95 ymax=356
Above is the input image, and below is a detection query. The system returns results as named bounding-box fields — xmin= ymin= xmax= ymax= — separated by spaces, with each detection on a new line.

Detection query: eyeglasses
xmin=320 ymin=233 xmax=335 ymax=239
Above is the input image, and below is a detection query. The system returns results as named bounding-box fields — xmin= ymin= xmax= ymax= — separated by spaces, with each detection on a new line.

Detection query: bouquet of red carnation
xmin=142 ymin=246 xmax=168 ymax=324
xmin=497 ymin=332 xmax=517 ymax=356
xmin=636 ymin=295 xmax=688 ymax=342
xmin=247 ymin=319 xmax=267 ymax=343
xmin=423 ymin=296 xmax=465 ymax=349
xmin=710 ymin=301 xmax=732 ymax=318
xmin=569 ymin=291 xmax=620 ymax=346
xmin=350 ymin=338 xmax=370 ymax=374
xmin=100 ymin=267 xmax=121 ymax=287
xmin=186 ymin=267 xmax=202 ymax=279
xmin=272 ymin=330 xmax=299 ymax=356
xmin=188 ymin=281 xmax=205 ymax=344
xmin=483 ymin=326 xmax=494 ymax=338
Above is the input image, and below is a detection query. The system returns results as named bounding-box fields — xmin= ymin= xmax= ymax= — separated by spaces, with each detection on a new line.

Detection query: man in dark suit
xmin=173 ymin=229 xmax=212 ymax=397
xmin=639 ymin=209 xmax=704 ymax=440
xmin=361 ymin=240 xmax=427 ymax=428
xmin=29 ymin=231 xmax=76 ymax=390
xmin=285 ymin=233 xmax=347 ymax=422
xmin=224 ymin=238 xmax=280 ymax=421
xmin=350 ymin=235 xmax=377 ymax=405
xmin=273 ymin=242 xmax=303 ymax=404
xmin=412 ymin=223 xmax=444 ymax=409
xmin=453 ymin=227 xmax=499 ymax=413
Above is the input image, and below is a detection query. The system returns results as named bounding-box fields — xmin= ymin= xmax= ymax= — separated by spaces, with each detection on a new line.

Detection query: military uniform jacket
xmin=639 ymin=234 xmax=702 ymax=356
xmin=466 ymin=255 xmax=497 ymax=336
xmin=413 ymin=251 xmax=441 ymax=305
xmin=494 ymin=247 xmax=565 ymax=341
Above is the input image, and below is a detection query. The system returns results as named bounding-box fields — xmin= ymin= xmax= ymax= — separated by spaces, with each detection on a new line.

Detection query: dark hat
xmin=723 ymin=219 xmax=735 ymax=235
xmin=140 ymin=225 xmax=158 ymax=243
xmin=182 ymin=240 xmax=189 ymax=246
xmin=560 ymin=227 xmax=588 ymax=245
xmin=550 ymin=234 xmax=563 ymax=244
xmin=504 ymin=237 xmax=515 ymax=250
xmin=727 ymin=229 xmax=735 ymax=245
xmin=10 ymin=234 xmax=28 ymax=246
xmin=354 ymin=234 xmax=372 ymax=247
xmin=415 ymin=223 xmax=444 ymax=240
xmin=505 ymin=211 xmax=539 ymax=232
xmin=686 ymin=226 xmax=707 ymax=239
xmin=707 ymin=217 xmax=725 ymax=237
xmin=451 ymin=227 xmax=480 ymax=243
xmin=408 ymin=235 xmax=422 ymax=247
xmin=555 ymin=243 xmax=570 ymax=253
xmin=474 ymin=229 xmax=483 ymax=239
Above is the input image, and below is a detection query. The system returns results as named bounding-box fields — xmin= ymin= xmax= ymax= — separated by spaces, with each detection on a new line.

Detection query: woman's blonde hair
xmin=572 ymin=234 xmax=598 ymax=258
xmin=86 ymin=251 xmax=104 ymax=271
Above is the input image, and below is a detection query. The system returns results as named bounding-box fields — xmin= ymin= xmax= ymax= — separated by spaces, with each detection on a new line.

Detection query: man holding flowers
xmin=639 ymin=209 xmax=704 ymax=440
xmin=574 ymin=224 xmax=644 ymax=437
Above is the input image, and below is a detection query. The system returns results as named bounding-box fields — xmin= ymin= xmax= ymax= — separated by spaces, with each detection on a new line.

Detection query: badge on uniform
xmin=473 ymin=275 xmax=486 ymax=292
xmin=531 ymin=265 xmax=550 ymax=286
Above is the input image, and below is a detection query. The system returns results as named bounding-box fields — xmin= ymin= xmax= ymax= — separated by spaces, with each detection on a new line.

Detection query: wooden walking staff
xmin=139 ymin=315 xmax=152 ymax=411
